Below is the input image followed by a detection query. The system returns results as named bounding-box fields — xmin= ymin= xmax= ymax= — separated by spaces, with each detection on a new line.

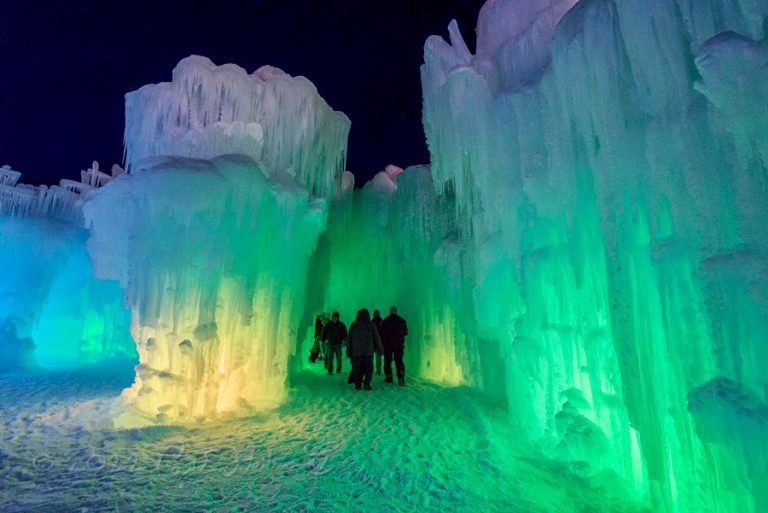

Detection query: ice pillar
xmin=86 ymin=57 xmax=350 ymax=424
xmin=421 ymin=0 xmax=768 ymax=510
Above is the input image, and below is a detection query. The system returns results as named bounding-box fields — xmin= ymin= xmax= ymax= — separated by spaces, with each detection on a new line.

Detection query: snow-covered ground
xmin=0 ymin=361 xmax=647 ymax=513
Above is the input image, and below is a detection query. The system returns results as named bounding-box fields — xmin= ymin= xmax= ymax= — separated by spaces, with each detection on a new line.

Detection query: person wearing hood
xmin=380 ymin=305 xmax=408 ymax=386
xmin=346 ymin=308 xmax=384 ymax=390
xmin=322 ymin=311 xmax=347 ymax=374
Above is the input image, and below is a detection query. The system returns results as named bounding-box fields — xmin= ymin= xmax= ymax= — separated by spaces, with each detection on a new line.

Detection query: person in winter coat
xmin=372 ymin=309 xmax=384 ymax=375
xmin=322 ymin=311 xmax=347 ymax=374
xmin=346 ymin=308 xmax=384 ymax=390
xmin=316 ymin=312 xmax=330 ymax=362
xmin=380 ymin=305 xmax=408 ymax=386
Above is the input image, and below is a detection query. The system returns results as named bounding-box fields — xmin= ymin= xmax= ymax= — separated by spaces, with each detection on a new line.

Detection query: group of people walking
xmin=312 ymin=306 xmax=408 ymax=390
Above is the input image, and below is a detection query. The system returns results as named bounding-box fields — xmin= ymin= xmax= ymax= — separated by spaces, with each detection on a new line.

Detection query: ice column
xmin=87 ymin=57 xmax=348 ymax=423
xmin=84 ymin=156 xmax=329 ymax=424
xmin=421 ymin=0 xmax=768 ymax=511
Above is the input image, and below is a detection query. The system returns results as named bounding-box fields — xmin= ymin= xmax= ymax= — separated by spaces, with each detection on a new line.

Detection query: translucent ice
xmin=123 ymin=56 xmax=350 ymax=197
xmin=417 ymin=0 xmax=768 ymax=510
xmin=81 ymin=56 xmax=351 ymax=423
xmin=0 ymin=165 xmax=134 ymax=370
xmin=84 ymin=155 xmax=328 ymax=424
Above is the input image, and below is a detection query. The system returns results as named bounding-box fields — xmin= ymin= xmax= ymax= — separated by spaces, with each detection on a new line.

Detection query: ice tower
xmin=85 ymin=57 xmax=351 ymax=424
xmin=417 ymin=0 xmax=768 ymax=511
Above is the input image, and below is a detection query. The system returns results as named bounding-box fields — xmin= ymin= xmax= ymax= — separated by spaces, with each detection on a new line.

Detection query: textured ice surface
xmin=0 ymin=164 xmax=134 ymax=370
xmin=124 ymin=56 xmax=350 ymax=197
xmin=416 ymin=0 xmax=768 ymax=511
xmin=84 ymin=155 xmax=328 ymax=424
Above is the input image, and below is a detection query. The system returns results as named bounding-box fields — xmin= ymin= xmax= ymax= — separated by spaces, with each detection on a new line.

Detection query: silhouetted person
xmin=372 ymin=309 xmax=383 ymax=375
xmin=322 ymin=311 xmax=347 ymax=374
xmin=380 ymin=305 xmax=408 ymax=386
xmin=309 ymin=313 xmax=324 ymax=363
xmin=346 ymin=308 xmax=383 ymax=390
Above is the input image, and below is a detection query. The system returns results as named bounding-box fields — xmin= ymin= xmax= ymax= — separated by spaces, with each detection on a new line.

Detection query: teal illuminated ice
xmin=0 ymin=1 xmax=767 ymax=511
xmin=0 ymin=164 xmax=134 ymax=370
xmin=415 ymin=0 xmax=768 ymax=511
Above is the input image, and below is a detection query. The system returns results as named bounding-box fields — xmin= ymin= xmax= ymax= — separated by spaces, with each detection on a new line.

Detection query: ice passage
xmin=1 ymin=0 xmax=768 ymax=512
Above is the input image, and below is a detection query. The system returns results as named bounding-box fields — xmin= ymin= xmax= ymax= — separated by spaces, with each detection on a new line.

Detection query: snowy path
xmin=0 ymin=363 xmax=646 ymax=512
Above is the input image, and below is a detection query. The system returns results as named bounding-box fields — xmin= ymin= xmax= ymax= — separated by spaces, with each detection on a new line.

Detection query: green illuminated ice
xmin=412 ymin=0 xmax=768 ymax=511
xmin=0 ymin=1 xmax=767 ymax=511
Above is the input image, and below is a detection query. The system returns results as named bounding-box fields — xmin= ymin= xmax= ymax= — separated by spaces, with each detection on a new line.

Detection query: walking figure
xmin=346 ymin=308 xmax=383 ymax=390
xmin=322 ymin=311 xmax=347 ymax=374
xmin=309 ymin=313 xmax=324 ymax=363
xmin=380 ymin=306 xmax=408 ymax=386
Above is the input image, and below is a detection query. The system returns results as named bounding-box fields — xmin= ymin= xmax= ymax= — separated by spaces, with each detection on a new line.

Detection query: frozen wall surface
xmin=85 ymin=155 xmax=328 ymax=424
xmin=124 ymin=56 xmax=350 ymax=197
xmin=85 ymin=56 xmax=349 ymax=424
xmin=420 ymin=0 xmax=768 ymax=511
xmin=308 ymin=164 xmax=479 ymax=388
xmin=0 ymin=164 xmax=133 ymax=370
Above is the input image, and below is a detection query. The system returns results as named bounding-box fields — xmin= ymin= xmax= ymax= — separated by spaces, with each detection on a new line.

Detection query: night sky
xmin=0 ymin=0 xmax=484 ymax=186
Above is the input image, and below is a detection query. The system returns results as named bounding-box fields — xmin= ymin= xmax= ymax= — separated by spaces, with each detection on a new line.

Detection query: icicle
xmin=0 ymin=165 xmax=21 ymax=186
xmin=419 ymin=0 xmax=768 ymax=510
xmin=123 ymin=55 xmax=350 ymax=198
xmin=84 ymin=155 xmax=329 ymax=425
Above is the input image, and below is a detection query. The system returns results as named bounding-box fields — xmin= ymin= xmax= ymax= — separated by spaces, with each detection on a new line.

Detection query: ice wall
xmin=85 ymin=155 xmax=328 ymax=424
xmin=94 ymin=56 xmax=349 ymax=424
xmin=0 ymin=164 xmax=134 ymax=370
xmin=124 ymin=56 xmax=350 ymax=197
xmin=309 ymin=165 xmax=483 ymax=387
xmin=421 ymin=0 xmax=768 ymax=511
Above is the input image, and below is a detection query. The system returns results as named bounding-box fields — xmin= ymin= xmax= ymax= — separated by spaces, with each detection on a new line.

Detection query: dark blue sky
xmin=0 ymin=0 xmax=483 ymax=186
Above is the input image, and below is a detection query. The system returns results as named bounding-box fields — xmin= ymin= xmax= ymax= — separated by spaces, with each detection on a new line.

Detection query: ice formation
xmin=410 ymin=0 xmax=768 ymax=511
xmin=307 ymin=164 xmax=473 ymax=388
xmin=1 ymin=1 xmax=767 ymax=511
xmin=83 ymin=57 xmax=347 ymax=424
xmin=0 ymin=163 xmax=133 ymax=369
xmin=123 ymin=56 xmax=350 ymax=197
xmin=84 ymin=155 xmax=328 ymax=424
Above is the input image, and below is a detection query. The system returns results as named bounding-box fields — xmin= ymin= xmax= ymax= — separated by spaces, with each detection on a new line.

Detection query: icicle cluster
xmin=84 ymin=155 xmax=328 ymax=424
xmin=0 ymin=162 xmax=134 ymax=370
xmin=417 ymin=0 xmax=768 ymax=511
xmin=306 ymin=164 xmax=482 ymax=389
xmin=124 ymin=56 xmax=350 ymax=197
xmin=0 ymin=162 xmax=122 ymax=222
